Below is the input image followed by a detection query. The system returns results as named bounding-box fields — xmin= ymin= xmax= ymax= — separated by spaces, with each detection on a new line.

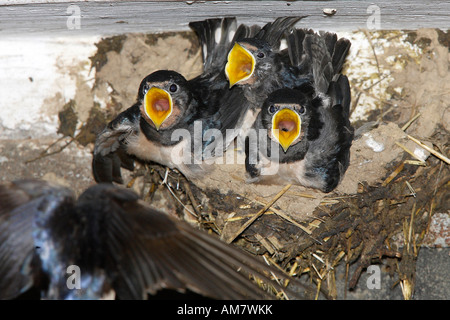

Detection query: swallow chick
xmin=221 ymin=25 xmax=352 ymax=150
xmin=245 ymin=32 xmax=353 ymax=193
xmin=0 ymin=179 xmax=313 ymax=300
xmin=214 ymin=17 xmax=311 ymax=153
xmin=225 ymin=17 xmax=309 ymax=93
xmin=92 ymin=18 xmax=263 ymax=183
xmin=245 ymin=79 xmax=353 ymax=193
xmin=188 ymin=17 xmax=261 ymax=109
xmin=93 ymin=70 xmax=206 ymax=183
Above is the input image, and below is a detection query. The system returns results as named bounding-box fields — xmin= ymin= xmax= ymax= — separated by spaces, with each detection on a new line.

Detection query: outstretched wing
xmin=1 ymin=181 xmax=315 ymax=299
xmin=0 ymin=180 xmax=74 ymax=299
xmin=74 ymin=183 xmax=312 ymax=300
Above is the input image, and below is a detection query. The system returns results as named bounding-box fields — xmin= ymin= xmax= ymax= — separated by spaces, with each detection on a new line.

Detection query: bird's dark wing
xmin=328 ymin=74 xmax=352 ymax=120
xmin=1 ymin=181 xmax=314 ymax=300
xmin=323 ymin=74 xmax=354 ymax=190
xmin=232 ymin=22 xmax=262 ymax=43
xmin=92 ymin=104 xmax=140 ymax=183
xmin=286 ymin=29 xmax=351 ymax=94
xmin=285 ymin=28 xmax=314 ymax=69
xmin=73 ymin=183 xmax=310 ymax=300
xmin=0 ymin=180 xmax=74 ymax=299
xmin=0 ymin=181 xmax=36 ymax=299
xmin=303 ymin=33 xmax=334 ymax=94
xmin=316 ymin=31 xmax=351 ymax=77
xmin=305 ymin=75 xmax=354 ymax=192
xmin=325 ymin=32 xmax=351 ymax=76
xmin=255 ymin=16 xmax=306 ymax=48
xmin=202 ymin=85 xmax=249 ymax=155
xmin=189 ymin=17 xmax=237 ymax=74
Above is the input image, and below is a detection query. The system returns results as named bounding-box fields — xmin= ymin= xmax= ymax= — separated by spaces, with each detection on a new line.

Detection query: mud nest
xmin=118 ymin=123 xmax=448 ymax=299
xmin=43 ymin=29 xmax=450 ymax=299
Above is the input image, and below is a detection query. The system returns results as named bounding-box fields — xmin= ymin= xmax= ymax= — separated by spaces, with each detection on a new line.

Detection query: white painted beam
xmin=0 ymin=1 xmax=449 ymax=39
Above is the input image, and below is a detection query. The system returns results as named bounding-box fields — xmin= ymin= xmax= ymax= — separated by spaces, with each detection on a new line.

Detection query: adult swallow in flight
xmin=0 ymin=179 xmax=312 ymax=300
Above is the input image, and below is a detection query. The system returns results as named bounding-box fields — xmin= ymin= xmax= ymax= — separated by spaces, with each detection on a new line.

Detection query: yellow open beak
xmin=143 ymin=87 xmax=173 ymax=131
xmin=272 ymin=108 xmax=301 ymax=152
xmin=225 ymin=42 xmax=255 ymax=87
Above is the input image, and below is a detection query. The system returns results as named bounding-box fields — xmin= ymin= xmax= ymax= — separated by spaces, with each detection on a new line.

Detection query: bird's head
xmin=138 ymin=70 xmax=191 ymax=131
xmin=261 ymin=88 xmax=316 ymax=153
xmin=225 ymin=39 xmax=275 ymax=88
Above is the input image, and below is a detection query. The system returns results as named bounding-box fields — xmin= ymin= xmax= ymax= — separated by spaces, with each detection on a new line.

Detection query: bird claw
xmin=92 ymin=147 xmax=135 ymax=184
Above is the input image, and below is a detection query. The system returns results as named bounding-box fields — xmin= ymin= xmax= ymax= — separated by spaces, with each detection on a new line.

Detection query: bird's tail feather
xmin=303 ymin=33 xmax=334 ymax=94
xmin=328 ymin=74 xmax=352 ymax=119
xmin=232 ymin=23 xmax=261 ymax=43
xmin=294 ymin=31 xmax=350 ymax=94
xmin=331 ymin=37 xmax=351 ymax=75
xmin=189 ymin=17 xmax=237 ymax=73
xmin=285 ymin=28 xmax=314 ymax=67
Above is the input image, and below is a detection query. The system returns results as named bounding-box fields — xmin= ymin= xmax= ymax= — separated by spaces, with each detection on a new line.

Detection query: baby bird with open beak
xmin=92 ymin=18 xmax=260 ymax=183
xmin=210 ymin=17 xmax=310 ymax=152
xmin=245 ymin=31 xmax=354 ymax=193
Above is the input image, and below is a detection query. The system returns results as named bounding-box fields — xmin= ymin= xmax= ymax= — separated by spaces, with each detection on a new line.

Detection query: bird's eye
xmin=269 ymin=105 xmax=276 ymax=114
xmin=257 ymin=52 xmax=265 ymax=59
xmin=143 ymin=84 xmax=150 ymax=93
xmin=169 ymin=84 xmax=178 ymax=93
xmin=298 ymin=106 xmax=305 ymax=114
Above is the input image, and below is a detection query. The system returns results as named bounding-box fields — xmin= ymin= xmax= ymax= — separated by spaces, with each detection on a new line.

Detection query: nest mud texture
xmin=139 ymin=128 xmax=448 ymax=299
xmin=14 ymin=28 xmax=450 ymax=299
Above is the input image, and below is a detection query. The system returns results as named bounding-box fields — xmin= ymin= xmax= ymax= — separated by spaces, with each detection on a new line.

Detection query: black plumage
xmin=226 ymin=17 xmax=309 ymax=102
xmin=92 ymin=18 xmax=261 ymax=183
xmin=245 ymin=31 xmax=354 ymax=193
xmin=215 ymin=17 xmax=311 ymax=153
xmin=93 ymin=71 xmax=204 ymax=183
xmin=189 ymin=17 xmax=260 ymax=108
xmin=0 ymin=180 xmax=311 ymax=300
